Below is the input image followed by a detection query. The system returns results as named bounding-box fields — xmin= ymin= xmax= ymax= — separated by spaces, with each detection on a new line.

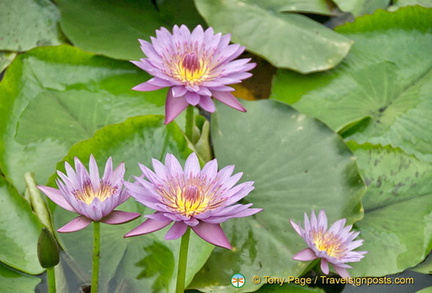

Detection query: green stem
xmin=175 ymin=228 xmax=191 ymax=293
xmin=47 ymin=267 xmax=56 ymax=293
xmin=185 ymin=105 xmax=194 ymax=142
xmin=299 ymin=259 xmax=320 ymax=277
xmin=91 ymin=221 xmax=100 ymax=293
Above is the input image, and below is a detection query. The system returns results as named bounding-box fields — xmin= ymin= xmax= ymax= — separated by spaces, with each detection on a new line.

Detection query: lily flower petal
xmin=192 ymin=222 xmax=231 ymax=250
xmin=58 ymin=216 xmax=92 ymax=233
xmin=37 ymin=185 xmax=76 ymax=213
xmin=101 ymin=210 xmax=141 ymax=225
xmin=292 ymin=248 xmax=317 ymax=261
xmin=124 ymin=218 xmax=172 ymax=238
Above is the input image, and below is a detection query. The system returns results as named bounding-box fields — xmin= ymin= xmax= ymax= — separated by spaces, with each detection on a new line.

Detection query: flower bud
xmin=37 ymin=228 xmax=60 ymax=268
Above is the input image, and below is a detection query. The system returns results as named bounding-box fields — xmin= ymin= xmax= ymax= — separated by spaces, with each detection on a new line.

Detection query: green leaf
xmin=271 ymin=6 xmax=432 ymax=161
xmin=0 ymin=45 xmax=166 ymax=192
xmin=50 ymin=115 xmax=213 ymax=292
xmin=189 ymin=100 xmax=365 ymax=292
xmin=59 ymin=0 xmax=205 ymax=60
xmin=277 ymin=0 xmax=336 ymax=15
xmin=0 ymin=0 xmax=64 ymax=51
xmin=194 ymin=0 xmax=352 ymax=73
xmin=417 ymin=286 xmax=432 ymax=293
xmin=389 ymin=0 xmax=432 ymax=11
xmin=333 ymin=0 xmax=390 ymax=16
xmin=411 ymin=253 xmax=432 ymax=274
xmin=0 ymin=263 xmax=41 ymax=292
xmin=347 ymin=142 xmax=432 ymax=276
xmin=0 ymin=52 xmax=17 ymax=73
xmin=0 ymin=176 xmax=43 ymax=274
xmin=256 ymin=283 xmax=325 ymax=292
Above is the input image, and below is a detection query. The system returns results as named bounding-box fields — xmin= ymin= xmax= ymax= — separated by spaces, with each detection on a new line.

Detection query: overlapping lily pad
xmin=0 ymin=52 xmax=17 ymax=73
xmin=0 ymin=45 xmax=166 ymax=192
xmin=59 ymin=0 xmax=205 ymax=60
xmin=389 ymin=0 xmax=432 ymax=10
xmin=256 ymin=283 xmax=325 ymax=292
xmin=189 ymin=100 xmax=366 ymax=292
xmin=194 ymin=0 xmax=352 ymax=73
xmin=0 ymin=0 xmax=64 ymax=51
xmin=347 ymin=143 xmax=432 ymax=276
xmin=50 ymin=115 xmax=213 ymax=292
xmin=271 ymin=6 xmax=432 ymax=161
xmin=0 ymin=176 xmax=43 ymax=274
xmin=0 ymin=263 xmax=41 ymax=292
xmin=333 ymin=0 xmax=390 ymax=16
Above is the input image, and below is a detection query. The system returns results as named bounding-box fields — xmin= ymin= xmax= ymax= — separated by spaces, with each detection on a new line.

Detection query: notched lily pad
xmin=272 ymin=6 xmax=432 ymax=161
xmin=194 ymin=0 xmax=352 ymax=73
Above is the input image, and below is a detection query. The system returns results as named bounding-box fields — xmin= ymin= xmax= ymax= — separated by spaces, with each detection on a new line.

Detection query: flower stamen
xmin=312 ymin=230 xmax=343 ymax=258
xmin=174 ymin=185 xmax=208 ymax=217
xmin=173 ymin=52 xmax=209 ymax=86
xmin=74 ymin=183 xmax=116 ymax=205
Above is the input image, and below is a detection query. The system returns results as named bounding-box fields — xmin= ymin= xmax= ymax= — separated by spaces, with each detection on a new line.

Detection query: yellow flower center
xmin=161 ymin=182 xmax=226 ymax=217
xmin=172 ymin=52 xmax=209 ymax=86
xmin=312 ymin=230 xmax=343 ymax=258
xmin=74 ymin=183 xmax=116 ymax=205
xmin=172 ymin=185 xmax=209 ymax=217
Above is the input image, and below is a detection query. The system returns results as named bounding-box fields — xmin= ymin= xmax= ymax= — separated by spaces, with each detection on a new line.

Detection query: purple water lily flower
xmin=290 ymin=210 xmax=367 ymax=278
xmin=131 ymin=25 xmax=256 ymax=124
xmin=124 ymin=152 xmax=262 ymax=249
xmin=38 ymin=155 xmax=140 ymax=233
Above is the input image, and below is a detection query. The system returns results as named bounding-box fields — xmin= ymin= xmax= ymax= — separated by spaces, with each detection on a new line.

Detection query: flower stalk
xmin=91 ymin=221 xmax=101 ymax=293
xmin=185 ymin=105 xmax=195 ymax=142
xmin=175 ymin=228 xmax=191 ymax=293
xmin=47 ymin=267 xmax=56 ymax=293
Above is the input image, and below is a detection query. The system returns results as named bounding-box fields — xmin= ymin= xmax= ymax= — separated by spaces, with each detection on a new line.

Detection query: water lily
xmin=290 ymin=210 xmax=367 ymax=278
xmin=132 ymin=25 xmax=256 ymax=124
xmin=124 ymin=152 xmax=262 ymax=249
xmin=38 ymin=155 xmax=140 ymax=233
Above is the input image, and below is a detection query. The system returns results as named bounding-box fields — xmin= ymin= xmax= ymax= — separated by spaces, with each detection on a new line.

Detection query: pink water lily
xmin=290 ymin=210 xmax=367 ymax=278
xmin=38 ymin=155 xmax=140 ymax=233
xmin=124 ymin=152 xmax=262 ymax=249
xmin=132 ymin=25 xmax=255 ymax=124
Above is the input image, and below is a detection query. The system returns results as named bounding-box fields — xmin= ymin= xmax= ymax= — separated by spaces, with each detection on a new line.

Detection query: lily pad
xmin=276 ymin=0 xmax=335 ymax=15
xmin=256 ymin=283 xmax=325 ymax=292
xmin=389 ymin=0 xmax=432 ymax=11
xmin=347 ymin=143 xmax=432 ymax=276
xmin=0 ymin=0 xmax=64 ymax=51
xmin=194 ymin=0 xmax=352 ymax=73
xmin=0 ymin=176 xmax=43 ymax=274
xmin=50 ymin=115 xmax=213 ymax=292
xmin=0 ymin=263 xmax=41 ymax=292
xmin=189 ymin=100 xmax=366 ymax=292
xmin=0 ymin=52 xmax=17 ymax=73
xmin=0 ymin=45 xmax=166 ymax=192
xmin=411 ymin=253 xmax=432 ymax=274
xmin=271 ymin=6 xmax=432 ymax=161
xmin=59 ymin=0 xmax=205 ymax=60
xmin=333 ymin=0 xmax=390 ymax=16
